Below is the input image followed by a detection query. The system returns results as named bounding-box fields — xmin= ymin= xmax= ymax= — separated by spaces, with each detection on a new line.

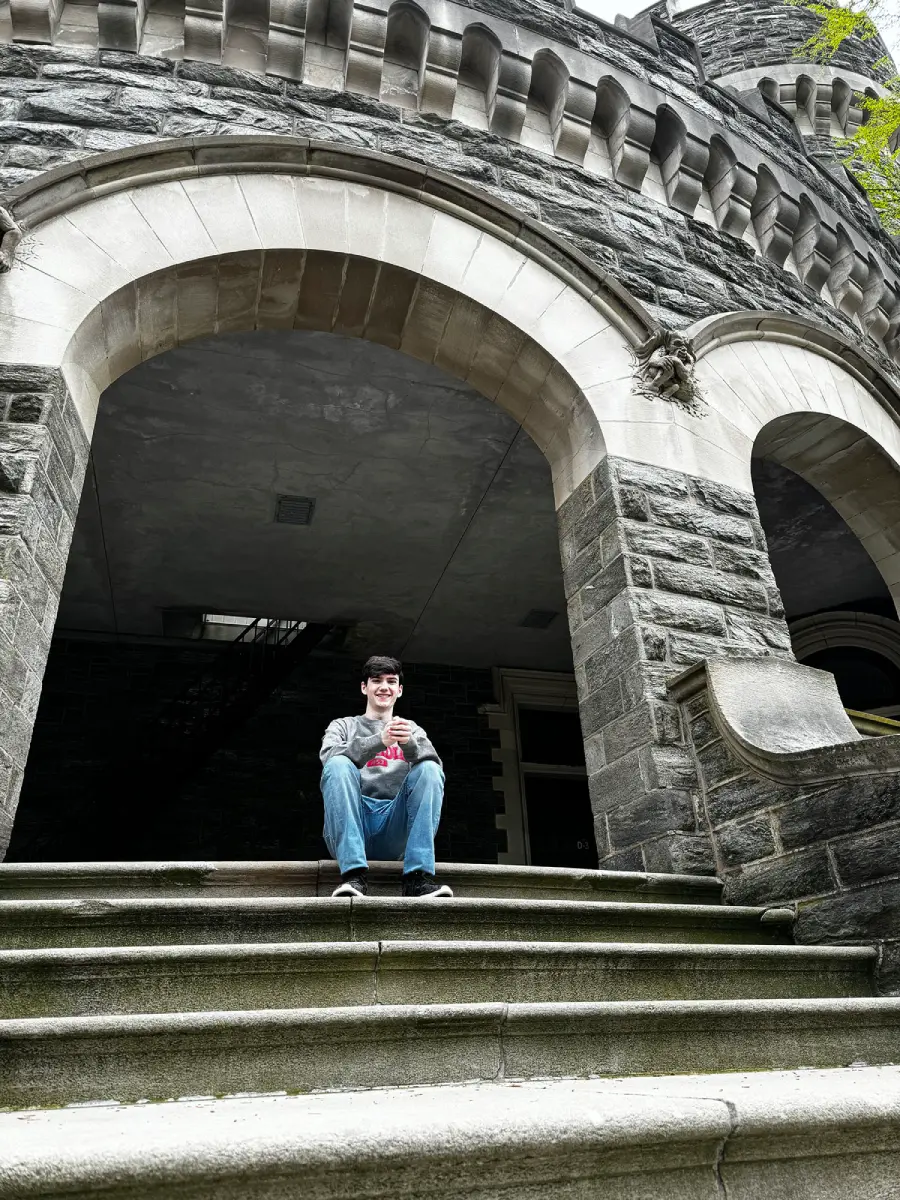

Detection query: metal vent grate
xmin=275 ymin=495 xmax=316 ymax=526
xmin=520 ymin=609 xmax=558 ymax=629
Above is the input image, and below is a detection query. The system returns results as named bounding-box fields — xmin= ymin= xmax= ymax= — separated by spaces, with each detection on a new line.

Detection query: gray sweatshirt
xmin=320 ymin=714 xmax=442 ymax=801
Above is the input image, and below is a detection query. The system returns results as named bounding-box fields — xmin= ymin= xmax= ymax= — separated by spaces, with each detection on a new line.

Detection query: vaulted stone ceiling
xmin=58 ymin=329 xmax=573 ymax=670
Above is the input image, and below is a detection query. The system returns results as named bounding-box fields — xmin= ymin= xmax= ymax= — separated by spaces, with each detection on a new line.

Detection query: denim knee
xmin=410 ymin=760 xmax=444 ymax=784
xmin=322 ymin=755 xmax=358 ymax=781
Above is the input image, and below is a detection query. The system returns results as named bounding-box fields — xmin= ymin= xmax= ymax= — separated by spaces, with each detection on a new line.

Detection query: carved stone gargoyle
xmin=0 ymin=206 xmax=23 ymax=273
xmin=632 ymin=328 xmax=704 ymax=416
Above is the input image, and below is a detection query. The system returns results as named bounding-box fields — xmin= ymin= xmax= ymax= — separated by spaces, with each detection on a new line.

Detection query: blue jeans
xmin=321 ymin=756 xmax=445 ymax=875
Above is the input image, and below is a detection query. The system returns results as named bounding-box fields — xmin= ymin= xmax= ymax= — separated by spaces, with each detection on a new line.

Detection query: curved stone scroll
xmin=671 ymin=656 xmax=900 ymax=787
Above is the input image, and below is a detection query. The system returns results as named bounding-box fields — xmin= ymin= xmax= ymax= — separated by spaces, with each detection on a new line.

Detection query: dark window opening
xmin=517 ymin=708 xmax=585 ymax=766
xmin=523 ymin=775 xmax=596 ymax=870
xmin=802 ymin=647 xmax=900 ymax=713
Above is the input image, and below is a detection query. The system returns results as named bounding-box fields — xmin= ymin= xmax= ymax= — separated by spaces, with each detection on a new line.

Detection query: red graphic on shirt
xmin=366 ymin=744 xmax=406 ymax=769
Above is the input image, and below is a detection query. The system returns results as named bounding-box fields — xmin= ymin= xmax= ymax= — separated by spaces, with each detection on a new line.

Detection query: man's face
xmin=362 ymin=673 xmax=402 ymax=711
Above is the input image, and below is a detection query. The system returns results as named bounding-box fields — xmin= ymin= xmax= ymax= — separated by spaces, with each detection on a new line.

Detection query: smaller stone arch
xmin=755 ymin=411 xmax=900 ymax=616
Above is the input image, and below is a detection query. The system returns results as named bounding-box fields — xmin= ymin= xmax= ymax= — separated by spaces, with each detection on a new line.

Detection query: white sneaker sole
xmin=331 ymin=882 xmax=366 ymax=898
xmin=410 ymin=885 xmax=454 ymax=899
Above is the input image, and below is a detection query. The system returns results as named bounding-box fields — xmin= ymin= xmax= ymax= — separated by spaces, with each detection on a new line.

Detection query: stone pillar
xmin=0 ymin=366 xmax=88 ymax=858
xmin=558 ymin=455 xmax=794 ymax=875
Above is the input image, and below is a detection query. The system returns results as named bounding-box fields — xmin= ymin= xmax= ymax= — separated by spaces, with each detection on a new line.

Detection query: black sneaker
xmin=401 ymin=870 xmax=454 ymax=898
xmin=331 ymin=870 xmax=368 ymax=898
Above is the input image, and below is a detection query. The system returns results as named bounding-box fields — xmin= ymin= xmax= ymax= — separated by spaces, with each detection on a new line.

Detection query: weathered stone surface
xmin=717 ymin=814 xmax=777 ymax=869
xmin=613 ymin=460 xmax=689 ymax=499
xmin=689 ymin=477 xmax=759 ymax=519
xmin=795 ymin=881 xmax=900 ymax=945
xmin=831 ymin=823 xmax=900 ymax=887
xmin=726 ymin=846 xmax=835 ymax=907
xmin=704 ymin=772 xmax=783 ymax=826
xmin=777 ymin=778 xmax=900 ymax=851
xmin=653 ymin=562 xmax=769 ymax=613
xmin=624 ymin=523 xmax=712 ymax=567
xmin=631 ymin=590 xmax=727 ymax=637
xmin=606 ymin=786 xmax=696 ymax=846
xmin=646 ymin=496 xmax=757 ymax=548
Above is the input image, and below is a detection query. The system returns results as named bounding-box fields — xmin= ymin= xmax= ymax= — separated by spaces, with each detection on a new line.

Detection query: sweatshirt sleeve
xmin=403 ymin=724 xmax=442 ymax=769
xmin=320 ymin=718 xmax=386 ymax=769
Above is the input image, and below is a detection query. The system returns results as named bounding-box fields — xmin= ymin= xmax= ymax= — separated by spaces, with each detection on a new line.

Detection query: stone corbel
xmin=595 ymin=84 xmax=655 ymax=191
xmin=751 ymin=170 xmax=800 ymax=267
xmin=344 ymin=0 xmax=388 ymax=99
xmin=267 ymin=0 xmax=308 ymax=81
xmin=793 ymin=207 xmax=836 ymax=295
xmin=706 ymin=150 xmax=755 ymax=239
xmin=489 ymin=51 xmax=529 ymax=141
xmin=419 ymin=27 xmax=461 ymax=118
xmin=98 ymin=0 xmax=146 ymax=51
xmin=184 ymin=0 xmax=225 ymax=62
xmin=828 ymin=230 xmax=869 ymax=320
xmin=660 ymin=129 xmax=709 ymax=217
xmin=9 ymin=0 xmax=63 ymax=43
xmin=861 ymin=266 xmax=893 ymax=342
xmin=551 ymin=77 xmax=593 ymax=166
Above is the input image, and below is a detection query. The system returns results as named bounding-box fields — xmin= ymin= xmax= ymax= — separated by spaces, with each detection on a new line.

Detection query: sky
xmin=575 ymin=0 xmax=900 ymax=63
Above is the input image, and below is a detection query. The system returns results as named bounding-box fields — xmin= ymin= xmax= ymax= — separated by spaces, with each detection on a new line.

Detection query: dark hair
xmin=361 ymin=655 xmax=404 ymax=684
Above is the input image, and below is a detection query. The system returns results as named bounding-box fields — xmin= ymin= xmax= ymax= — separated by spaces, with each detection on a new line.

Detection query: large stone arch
xmin=0 ymin=135 xmax=648 ymax=853
xmin=0 ymin=135 xmax=653 ymax=506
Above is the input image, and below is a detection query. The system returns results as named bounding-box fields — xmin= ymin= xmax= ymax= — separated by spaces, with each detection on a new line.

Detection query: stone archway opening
xmin=751 ymin=410 xmax=900 ymax=717
xmin=0 ymin=151 xmax=645 ymax=866
xmin=11 ymin=325 xmax=598 ymax=864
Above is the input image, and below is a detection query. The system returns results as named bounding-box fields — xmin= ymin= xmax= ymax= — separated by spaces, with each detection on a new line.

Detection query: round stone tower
xmin=667 ymin=0 xmax=895 ymax=163
xmin=0 ymin=0 xmax=899 ymax=891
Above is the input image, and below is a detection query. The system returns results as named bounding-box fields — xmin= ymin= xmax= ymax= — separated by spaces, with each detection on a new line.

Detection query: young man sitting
xmin=320 ymin=655 xmax=453 ymax=899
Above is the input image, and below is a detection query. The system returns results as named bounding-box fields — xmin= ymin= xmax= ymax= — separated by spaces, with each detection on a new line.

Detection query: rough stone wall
xmin=0 ymin=368 xmax=87 ymax=853
xmin=0 ymin=43 xmax=895 ymax=360
xmin=8 ymin=641 xmax=501 ymax=864
xmin=670 ymin=0 xmax=894 ymax=85
xmin=684 ymin=683 xmax=900 ymax=993
xmin=558 ymin=455 xmax=792 ymax=876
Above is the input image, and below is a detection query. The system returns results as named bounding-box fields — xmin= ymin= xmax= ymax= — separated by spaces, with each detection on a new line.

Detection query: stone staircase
xmin=1 ymin=859 xmax=900 ymax=1197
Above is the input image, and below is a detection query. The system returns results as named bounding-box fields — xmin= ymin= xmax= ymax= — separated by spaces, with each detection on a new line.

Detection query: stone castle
xmin=0 ymin=0 xmax=900 ymax=1191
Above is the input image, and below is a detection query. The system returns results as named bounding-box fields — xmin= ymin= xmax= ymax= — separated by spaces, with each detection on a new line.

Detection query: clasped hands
xmin=382 ymin=717 xmax=413 ymax=747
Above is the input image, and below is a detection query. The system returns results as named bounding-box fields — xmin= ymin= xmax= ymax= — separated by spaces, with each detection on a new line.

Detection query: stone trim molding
xmin=670 ymin=654 xmax=900 ymax=787
xmin=791 ymin=611 xmax=900 ymax=674
xmin=0 ymin=6 xmax=896 ymax=359
xmin=0 ymin=136 xmax=652 ymax=347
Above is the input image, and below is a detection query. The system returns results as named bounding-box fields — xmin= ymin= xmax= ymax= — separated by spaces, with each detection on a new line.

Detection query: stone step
xmin=0 ymin=860 xmax=725 ymax=903
xmin=1 ymin=998 xmax=899 ymax=1110
xmin=5 ymin=1068 xmax=900 ymax=1200
xmin=0 ymin=940 xmax=873 ymax=1019
xmin=0 ymin=895 xmax=794 ymax=950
